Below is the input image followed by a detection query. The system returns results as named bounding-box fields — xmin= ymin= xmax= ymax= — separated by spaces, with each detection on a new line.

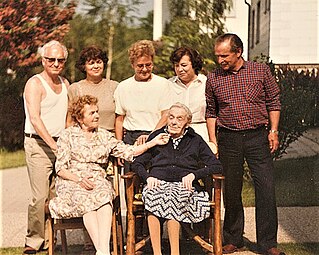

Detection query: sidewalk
xmin=1 ymin=167 xmax=318 ymax=254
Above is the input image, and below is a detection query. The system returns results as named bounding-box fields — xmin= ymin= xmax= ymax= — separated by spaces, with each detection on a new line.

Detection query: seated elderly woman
xmin=49 ymin=95 xmax=169 ymax=255
xmin=132 ymin=103 xmax=222 ymax=255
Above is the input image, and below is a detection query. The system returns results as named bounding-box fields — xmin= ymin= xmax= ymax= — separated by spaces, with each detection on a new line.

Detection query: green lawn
xmin=242 ymin=155 xmax=319 ymax=207
xmin=0 ymin=149 xmax=26 ymax=169
xmin=0 ymin=152 xmax=318 ymax=254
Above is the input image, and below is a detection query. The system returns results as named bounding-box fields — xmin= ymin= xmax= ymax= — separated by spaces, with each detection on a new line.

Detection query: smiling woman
xmin=67 ymin=46 xmax=119 ymax=132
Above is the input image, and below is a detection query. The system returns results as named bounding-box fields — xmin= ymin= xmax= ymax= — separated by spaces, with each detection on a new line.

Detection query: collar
xmin=170 ymin=73 xmax=206 ymax=85
xmin=163 ymin=126 xmax=196 ymax=138
xmin=220 ymin=59 xmax=247 ymax=75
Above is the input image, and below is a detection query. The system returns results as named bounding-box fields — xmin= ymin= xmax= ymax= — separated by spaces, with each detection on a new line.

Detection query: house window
xmin=256 ymin=1 xmax=261 ymax=44
xmin=251 ymin=9 xmax=255 ymax=48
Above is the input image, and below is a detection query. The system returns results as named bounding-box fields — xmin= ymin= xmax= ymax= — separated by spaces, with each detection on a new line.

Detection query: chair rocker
xmin=122 ymin=171 xmax=224 ymax=255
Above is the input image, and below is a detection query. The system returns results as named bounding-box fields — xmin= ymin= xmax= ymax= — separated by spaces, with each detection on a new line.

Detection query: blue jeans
xmin=218 ymin=127 xmax=278 ymax=251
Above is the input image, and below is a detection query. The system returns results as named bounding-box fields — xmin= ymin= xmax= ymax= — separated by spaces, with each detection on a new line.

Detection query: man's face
xmin=132 ymin=55 xmax=153 ymax=82
xmin=42 ymin=45 xmax=66 ymax=76
xmin=167 ymin=107 xmax=189 ymax=138
xmin=214 ymin=41 xmax=242 ymax=72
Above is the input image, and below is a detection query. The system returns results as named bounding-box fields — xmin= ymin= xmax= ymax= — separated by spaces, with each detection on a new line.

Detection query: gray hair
xmin=38 ymin=40 xmax=68 ymax=59
xmin=169 ymin=102 xmax=193 ymax=123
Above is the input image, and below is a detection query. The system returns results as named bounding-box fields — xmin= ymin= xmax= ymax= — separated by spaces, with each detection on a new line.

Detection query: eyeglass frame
xmin=135 ymin=62 xmax=153 ymax=69
xmin=43 ymin=56 xmax=66 ymax=65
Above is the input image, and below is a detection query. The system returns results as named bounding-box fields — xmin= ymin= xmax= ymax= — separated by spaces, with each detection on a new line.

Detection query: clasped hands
xmin=146 ymin=173 xmax=195 ymax=191
xmin=78 ymin=176 xmax=95 ymax=190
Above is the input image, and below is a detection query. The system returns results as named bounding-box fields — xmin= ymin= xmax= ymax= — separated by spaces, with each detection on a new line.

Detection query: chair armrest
xmin=212 ymin=174 xmax=225 ymax=180
xmin=121 ymin=171 xmax=136 ymax=180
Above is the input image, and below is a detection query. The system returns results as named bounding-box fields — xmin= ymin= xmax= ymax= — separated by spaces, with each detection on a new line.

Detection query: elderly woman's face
xmin=174 ymin=55 xmax=196 ymax=85
xmin=132 ymin=55 xmax=153 ymax=82
xmin=80 ymin=104 xmax=100 ymax=131
xmin=167 ymin=107 xmax=189 ymax=138
xmin=85 ymin=58 xmax=104 ymax=79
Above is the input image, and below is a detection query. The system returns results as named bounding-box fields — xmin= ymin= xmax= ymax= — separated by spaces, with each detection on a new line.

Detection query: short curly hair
xmin=169 ymin=47 xmax=203 ymax=75
xmin=75 ymin=46 xmax=108 ymax=74
xmin=128 ymin=40 xmax=155 ymax=65
xmin=70 ymin=95 xmax=98 ymax=124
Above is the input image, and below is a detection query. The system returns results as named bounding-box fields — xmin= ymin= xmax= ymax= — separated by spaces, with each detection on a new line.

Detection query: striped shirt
xmin=205 ymin=61 xmax=281 ymax=131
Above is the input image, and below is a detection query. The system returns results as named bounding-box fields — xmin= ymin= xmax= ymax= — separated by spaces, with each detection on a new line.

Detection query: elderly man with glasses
xmin=23 ymin=40 xmax=69 ymax=254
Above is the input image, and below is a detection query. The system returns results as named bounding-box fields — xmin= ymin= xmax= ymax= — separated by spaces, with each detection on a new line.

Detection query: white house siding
xmin=269 ymin=0 xmax=319 ymax=64
xmin=248 ymin=0 xmax=271 ymax=60
xmin=224 ymin=0 xmax=250 ymax=60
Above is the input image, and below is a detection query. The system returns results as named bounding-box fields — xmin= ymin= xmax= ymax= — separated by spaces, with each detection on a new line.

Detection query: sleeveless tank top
xmin=24 ymin=74 xmax=68 ymax=137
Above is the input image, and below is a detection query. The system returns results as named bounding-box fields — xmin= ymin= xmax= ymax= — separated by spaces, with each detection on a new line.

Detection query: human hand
xmin=208 ymin=141 xmax=219 ymax=158
xmin=146 ymin=177 xmax=161 ymax=189
xmin=152 ymin=133 xmax=170 ymax=145
xmin=136 ymin=135 xmax=149 ymax=145
xmin=268 ymin=132 xmax=279 ymax=153
xmin=78 ymin=176 xmax=95 ymax=190
xmin=51 ymin=142 xmax=58 ymax=156
xmin=117 ymin=157 xmax=124 ymax=166
xmin=182 ymin=173 xmax=195 ymax=191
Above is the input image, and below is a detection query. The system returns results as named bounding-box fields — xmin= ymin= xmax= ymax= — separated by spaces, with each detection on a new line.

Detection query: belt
xmin=25 ymin=133 xmax=59 ymax=142
xmin=125 ymin=130 xmax=151 ymax=134
xmin=218 ymin=125 xmax=266 ymax=133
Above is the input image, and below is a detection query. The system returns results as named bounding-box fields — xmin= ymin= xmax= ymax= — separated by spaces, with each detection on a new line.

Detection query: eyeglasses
xmin=43 ymin=57 xmax=66 ymax=65
xmin=136 ymin=63 xmax=153 ymax=69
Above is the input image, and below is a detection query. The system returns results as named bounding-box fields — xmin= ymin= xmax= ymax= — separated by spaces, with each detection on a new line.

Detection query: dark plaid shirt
xmin=205 ymin=61 xmax=281 ymax=131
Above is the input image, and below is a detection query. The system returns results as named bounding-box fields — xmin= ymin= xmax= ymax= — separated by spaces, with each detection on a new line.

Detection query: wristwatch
xmin=269 ymin=130 xmax=279 ymax=134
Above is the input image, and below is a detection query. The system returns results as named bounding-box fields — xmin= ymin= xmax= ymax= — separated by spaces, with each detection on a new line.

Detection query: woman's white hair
xmin=38 ymin=40 xmax=68 ymax=59
xmin=169 ymin=102 xmax=193 ymax=124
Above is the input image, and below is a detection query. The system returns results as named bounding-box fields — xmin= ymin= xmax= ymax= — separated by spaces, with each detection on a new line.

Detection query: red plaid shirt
xmin=205 ymin=61 xmax=281 ymax=130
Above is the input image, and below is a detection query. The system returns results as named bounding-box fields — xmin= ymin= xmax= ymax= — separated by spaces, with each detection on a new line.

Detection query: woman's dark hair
xmin=169 ymin=47 xmax=203 ymax=75
xmin=70 ymin=95 xmax=98 ymax=124
xmin=75 ymin=46 xmax=108 ymax=74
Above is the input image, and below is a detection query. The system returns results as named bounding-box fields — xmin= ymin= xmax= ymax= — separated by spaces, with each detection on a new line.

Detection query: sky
xmin=138 ymin=0 xmax=153 ymax=17
xmin=76 ymin=0 xmax=153 ymax=18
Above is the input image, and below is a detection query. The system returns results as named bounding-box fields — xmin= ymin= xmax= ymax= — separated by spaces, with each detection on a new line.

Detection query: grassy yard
xmin=242 ymin=155 xmax=319 ymax=207
xmin=0 ymin=149 xmax=26 ymax=169
xmin=0 ymin=151 xmax=318 ymax=254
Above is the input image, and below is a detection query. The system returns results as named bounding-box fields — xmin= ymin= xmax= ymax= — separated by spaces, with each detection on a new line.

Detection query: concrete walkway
xmin=1 ymin=167 xmax=318 ymax=252
xmin=1 ymin=128 xmax=319 ymax=253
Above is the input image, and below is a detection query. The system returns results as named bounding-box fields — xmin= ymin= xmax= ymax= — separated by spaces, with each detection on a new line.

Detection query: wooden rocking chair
xmin=122 ymin=171 xmax=224 ymax=255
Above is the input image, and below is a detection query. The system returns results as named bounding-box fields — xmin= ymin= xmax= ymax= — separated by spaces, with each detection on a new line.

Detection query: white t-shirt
xmin=114 ymin=74 xmax=173 ymax=131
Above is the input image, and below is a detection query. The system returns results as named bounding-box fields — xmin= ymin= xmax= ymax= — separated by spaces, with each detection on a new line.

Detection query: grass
xmin=0 ymin=149 xmax=26 ymax=169
xmin=0 ymin=152 xmax=318 ymax=254
xmin=242 ymin=155 xmax=319 ymax=207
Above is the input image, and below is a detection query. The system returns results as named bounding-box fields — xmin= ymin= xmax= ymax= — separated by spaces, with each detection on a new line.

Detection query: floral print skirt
xmin=49 ymin=173 xmax=115 ymax=219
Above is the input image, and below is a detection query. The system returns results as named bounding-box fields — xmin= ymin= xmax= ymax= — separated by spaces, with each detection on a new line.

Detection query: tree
xmin=154 ymin=0 xmax=232 ymax=77
xmin=0 ymin=0 xmax=76 ymax=150
xmin=0 ymin=0 xmax=76 ymax=70
xmin=80 ymin=0 xmax=143 ymax=79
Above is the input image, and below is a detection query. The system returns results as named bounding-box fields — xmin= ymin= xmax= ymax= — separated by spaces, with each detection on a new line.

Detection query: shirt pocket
xmin=245 ymin=80 xmax=264 ymax=102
